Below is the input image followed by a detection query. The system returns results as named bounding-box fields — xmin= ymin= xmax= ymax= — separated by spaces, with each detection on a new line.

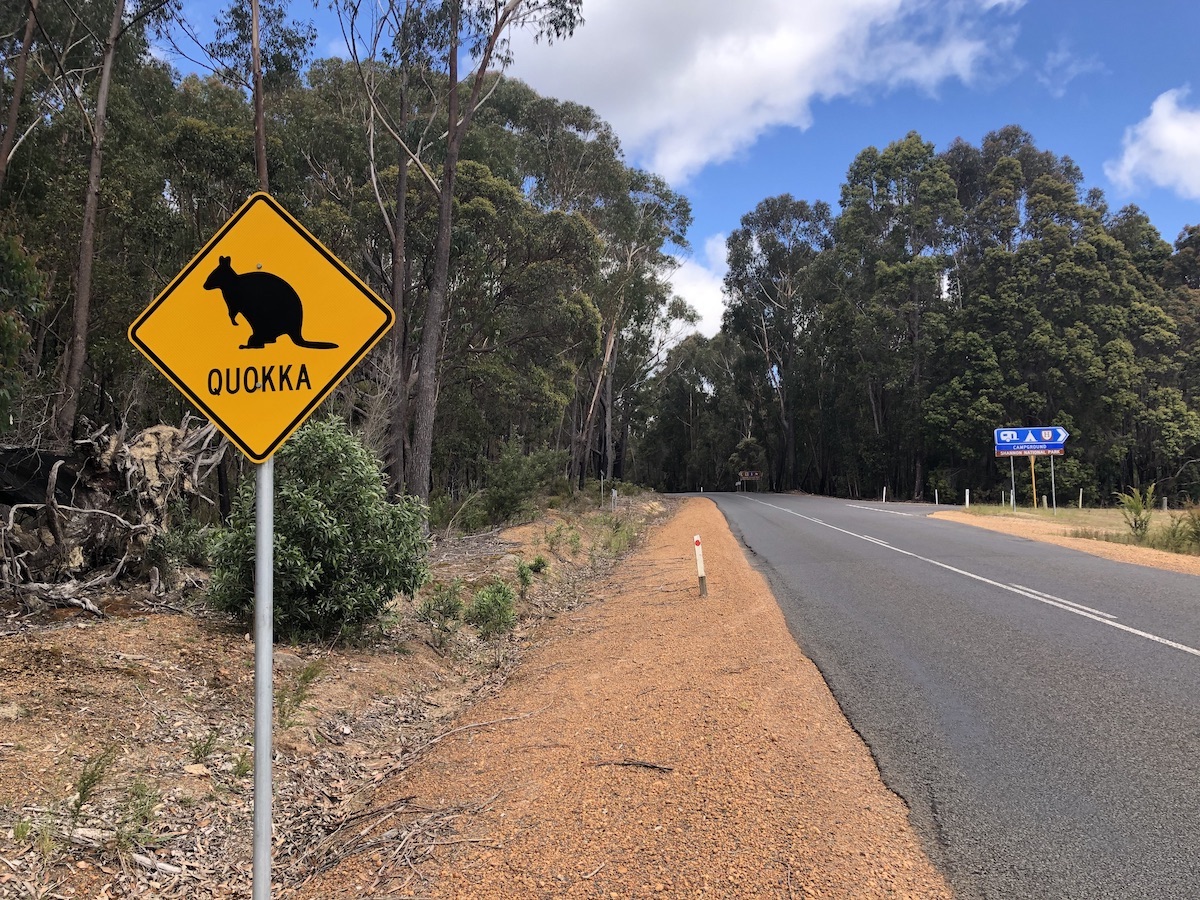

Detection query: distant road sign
xmin=130 ymin=193 xmax=394 ymax=462
xmin=994 ymin=426 xmax=1070 ymax=457
xmin=739 ymin=470 xmax=762 ymax=479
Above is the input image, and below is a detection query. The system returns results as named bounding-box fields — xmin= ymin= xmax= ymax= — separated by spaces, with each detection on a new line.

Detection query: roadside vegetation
xmin=959 ymin=483 xmax=1200 ymax=557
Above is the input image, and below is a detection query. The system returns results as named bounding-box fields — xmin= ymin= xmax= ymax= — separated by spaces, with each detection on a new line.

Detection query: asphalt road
xmin=705 ymin=492 xmax=1200 ymax=900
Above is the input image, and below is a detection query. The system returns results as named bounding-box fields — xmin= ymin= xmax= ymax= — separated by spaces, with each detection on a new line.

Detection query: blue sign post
xmin=995 ymin=426 xmax=1071 ymax=513
xmin=994 ymin=426 xmax=1069 ymax=457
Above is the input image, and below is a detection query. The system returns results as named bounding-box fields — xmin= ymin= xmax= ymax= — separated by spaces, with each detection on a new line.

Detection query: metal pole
xmin=254 ymin=458 xmax=274 ymax=900
xmin=1050 ymin=454 xmax=1057 ymax=515
xmin=1029 ymin=456 xmax=1037 ymax=509
xmin=1010 ymin=457 xmax=1016 ymax=511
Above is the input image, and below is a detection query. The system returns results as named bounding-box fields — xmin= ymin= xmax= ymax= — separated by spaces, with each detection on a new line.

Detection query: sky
xmin=174 ymin=0 xmax=1200 ymax=338
xmin=498 ymin=0 xmax=1200 ymax=336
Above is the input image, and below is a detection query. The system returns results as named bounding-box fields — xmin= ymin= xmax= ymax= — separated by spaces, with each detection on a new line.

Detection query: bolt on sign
xmin=129 ymin=193 xmax=395 ymax=462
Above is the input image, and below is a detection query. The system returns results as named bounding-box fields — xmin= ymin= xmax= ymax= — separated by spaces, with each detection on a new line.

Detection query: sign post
xmin=995 ymin=426 xmax=1070 ymax=512
xmin=253 ymin=458 xmax=273 ymax=900
xmin=129 ymin=193 xmax=394 ymax=898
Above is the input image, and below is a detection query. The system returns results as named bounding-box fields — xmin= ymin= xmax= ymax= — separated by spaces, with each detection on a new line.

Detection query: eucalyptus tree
xmin=425 ymin=159 xmax=602 ymax=491
xmin=332 ymin=0 xmax=583 ymax=499
xmin=837 ymin=131 xmax=963 ymax=499
xmin=635 ymin=333 xmax=745 ymax=492
xmin=493 ymin=92 xmax=692 ymax=484
xmin=723 ymin=195 xmax=834 ymax=490
xmin=28 ymin=0 xmax=178 ymax=440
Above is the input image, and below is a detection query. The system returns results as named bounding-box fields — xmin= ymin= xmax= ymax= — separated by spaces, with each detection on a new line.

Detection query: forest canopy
xmin=3 ymin=0 xmax=1198 ymax=511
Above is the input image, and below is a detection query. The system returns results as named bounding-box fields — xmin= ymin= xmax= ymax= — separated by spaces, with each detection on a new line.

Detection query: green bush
xmin=417 ymin=579 xmax=464 ymax=650
xmin=1115 ymin=482 xmax=1156 ymax=542
xmin=466 ymin=578 xmax=517 ymax=639
xmin=208 ymin=419 xmax=429 ymax=641
xmin=482 ymin=440 xmax=568 ymax=526
xmin=144 ymin=502 xmax=215 ymax=580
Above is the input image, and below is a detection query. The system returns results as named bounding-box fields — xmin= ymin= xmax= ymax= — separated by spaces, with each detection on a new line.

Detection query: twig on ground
xmin=594 ymin=758 xmax=674 ymax=773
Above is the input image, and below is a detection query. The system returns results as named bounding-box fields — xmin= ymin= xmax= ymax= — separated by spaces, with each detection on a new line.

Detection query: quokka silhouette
xmin=203 ymin=255 xmax=338 ymax=350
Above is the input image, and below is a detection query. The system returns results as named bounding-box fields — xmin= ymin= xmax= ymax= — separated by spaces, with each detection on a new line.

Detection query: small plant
xmin=515 ymin=561 xmax=533 ymax=600
xmin=33 ymin=815 xmax=57 ymax=857
xmin=416 ymin=579 xmax=464 ymax=650
xmin=189 ymin=728 xmax=220 ymax=763
xmin=1157 ymin=514 xmax=1191 ymax=553
xmin=276 ymin=660 xmax=325 ymax=728
xmin=1115 ymin=483 xmax=1156 ymax=541
xmin=117 ymin=781 xmax=160 ymax=849
xmin=232 ymin=749 xmax=253 ymax=779
xmin=466 ymin=579 xmax=517 ymax=640
xmin=72 ymin=746 xmax=118 ymax=822
xmin=13 ymin=820 xmax=32 ymax=841
xmin=1181 ymin=501 xmax=1200 ymax=547
xmin=528 ymin=555 xmax=549 ymax=574
xmin=601 ymin=514 xmax=636 ymax=554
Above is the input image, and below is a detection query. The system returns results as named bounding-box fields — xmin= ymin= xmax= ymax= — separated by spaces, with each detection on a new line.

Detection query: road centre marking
xmin=846 ymin=504 xmax=914 ymax=517
xmin=1011 ymin=585 xmax=1118 ymax=621
xmin=742 ymin=497 xmax=1200 ymax=660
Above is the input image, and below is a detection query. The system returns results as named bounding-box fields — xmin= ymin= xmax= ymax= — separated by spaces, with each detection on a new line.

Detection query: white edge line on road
xmin=742 ymin=496 xmax=1200 ymax=659
xmin=846 ymin=503 xmax=914 ymax=517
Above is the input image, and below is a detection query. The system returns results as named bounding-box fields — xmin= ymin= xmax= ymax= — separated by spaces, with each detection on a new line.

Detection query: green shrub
xmin=417 ymin=579 xmax=464 ymax=650
xmin=145 ymin=503 xmax=215 ymax=580
xmin=208 ymin=419 xmax=429 ymax=641
xmin=481 ymin=440 xmax=568 ymax=526
xmin=515 ymin=561 xmax=533 ymax=599
xmin=466 ymin=579 xmax=516 ymax=639
xmin=528 ymin=555 xmax=549 ymax=574
xmin=1115 ymin=483 xmax=1156 ymax=542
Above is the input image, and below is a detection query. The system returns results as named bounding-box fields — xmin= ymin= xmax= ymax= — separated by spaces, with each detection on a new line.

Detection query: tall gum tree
xmin=51 ymin=0 xmax=176 ymax=441
xmin=407 ymin=0 xmax=582 ymax=501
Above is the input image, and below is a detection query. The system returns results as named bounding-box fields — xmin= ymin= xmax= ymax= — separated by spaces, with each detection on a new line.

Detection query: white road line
xmin=846 ymin=504 xmax=914 ymax=517
xmin=1012 ymin=585 xmax=1118 ymax=621
xmin=741 ymin=496 xmax=1200 ymax=659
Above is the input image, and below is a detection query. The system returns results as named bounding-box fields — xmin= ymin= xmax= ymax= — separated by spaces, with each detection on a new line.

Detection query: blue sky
xmin=502 ymin=0 xmax=1200 ymax=335
xmin=175 ymin=0 xmax=1200 ymax=337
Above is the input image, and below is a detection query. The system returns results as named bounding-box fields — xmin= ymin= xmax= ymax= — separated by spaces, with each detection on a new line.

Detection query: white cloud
xmin=1036 ymin=40 xmax=1103 ymax=99
xmin=670 ymin=234 xmax=728 ymax=338
xmin=1105 ymin=87 xmax=1200 ymax=200
xmin=505 ymin=0 xmax=1021 ymax=184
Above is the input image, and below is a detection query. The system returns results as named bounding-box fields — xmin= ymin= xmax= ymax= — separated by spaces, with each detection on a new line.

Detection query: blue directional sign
xmin=994 ymin=426 xmax=1070 ymax=457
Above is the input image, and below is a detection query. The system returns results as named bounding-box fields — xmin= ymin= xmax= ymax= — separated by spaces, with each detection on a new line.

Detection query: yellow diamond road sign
xmin=130 ymin=193 xmax=394 ymax=463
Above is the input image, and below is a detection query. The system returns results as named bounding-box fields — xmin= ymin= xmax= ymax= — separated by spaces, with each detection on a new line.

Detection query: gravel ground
xmin=296 ymin=497 xmax=955 ymax=898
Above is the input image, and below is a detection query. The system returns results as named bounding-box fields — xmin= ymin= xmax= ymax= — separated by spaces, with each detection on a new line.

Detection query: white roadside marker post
xmin=694 ymin=534 xmax=707 ymax=598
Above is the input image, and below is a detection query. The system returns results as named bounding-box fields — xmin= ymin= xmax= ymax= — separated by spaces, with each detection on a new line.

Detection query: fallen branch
xmin=7 ymin=551 xmax=130 ymax=616
xmin=594 ymin=758 xmax=674 ymax=773
xmin=131 ymin=853 xmax=183 ymax=876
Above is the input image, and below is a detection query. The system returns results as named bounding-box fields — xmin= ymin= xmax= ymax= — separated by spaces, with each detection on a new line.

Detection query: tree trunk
xmin=0 ymin=0 xmax=37 ymax=195
xmin=388 ymin=145 xmax=411 ymax=496
xmin=603 ymin=330 xmax=618 ymax=480
xmin=250 ymin=0 xmax=268 ymax=192
xmin=574 ymin=307 xmax=622 ymax=487
xmin=407 ymin=13 xmax=461 ymax=502
xmin=54 ymin=0 xmax=126 ymax=441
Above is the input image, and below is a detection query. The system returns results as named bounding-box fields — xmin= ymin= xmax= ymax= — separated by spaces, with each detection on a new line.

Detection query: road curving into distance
xmin=708 ymin=491 xmax=1200 ymax=900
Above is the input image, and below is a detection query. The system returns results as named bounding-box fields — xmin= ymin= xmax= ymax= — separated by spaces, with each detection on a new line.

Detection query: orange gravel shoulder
xmin=298 ymin=498 xmax=954 ymax=899
xmin=932 ymin=510 xmax=1200 ymax=577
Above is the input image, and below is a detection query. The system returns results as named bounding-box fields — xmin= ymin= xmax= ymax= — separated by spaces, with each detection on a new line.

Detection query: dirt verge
xmin=294 ymin=498 xmax=954 ymax=898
